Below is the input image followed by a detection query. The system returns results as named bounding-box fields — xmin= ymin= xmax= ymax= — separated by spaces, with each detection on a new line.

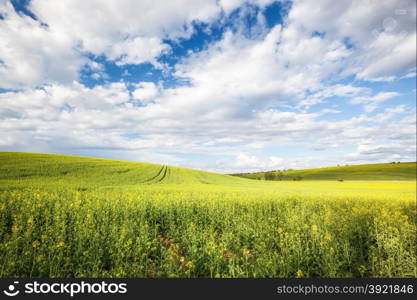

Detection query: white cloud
xmin=29 ymin=0 xmax=222 ymax=51
xmin=28 ymin=0 xmax=275 ymax=69
xmin=2 ymin=0 xmax=415 ymax=88
xmin=107 ymin=37 xmax=169 ymax=66
xmin=0 ymin=1 xmax=86 ymax=89
xmin=219 ymin=0 xmax=276 ymax=14
xmin=0 ymin=0 xmax=263 ymax=88
xmin=0 ymin=0 xmax=416 ymax=172
xmin=170 ymin=23 xmax=352 ymax=117
xmin=344 ymin=143 xmax=416 ymax=163
xmin=288 ymin=0 xmax=417 ymax=82
xmin=132 ymin=82 xmax=160 ymax=104
xmin=402 ymin=70 xmax=416 ymax=79
xmin=0 ymin=78 xmax=414 ymax=172
xmin=356 ymin=32 xmax=416 ymax=81
xmin=372 ymin=105 xmax=406 ymax=122
xmin=351 ymin=92 xmax=400 ymax=112
xmin=319 ymin=108 xmax=341 ymax=114
xmin=215 ymin=153 xmax=285 ymax=173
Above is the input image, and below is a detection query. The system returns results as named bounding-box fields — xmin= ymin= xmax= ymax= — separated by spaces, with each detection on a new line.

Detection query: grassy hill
xmin=232 ymin=162 xmax=417 ymax=181
xmin=0 ymin=152 xmax=243 ymax=188
xmin=0 ymin=152 xmax=415 ymax=278
xmin=2 ymin=153 xmax=414 ymax=187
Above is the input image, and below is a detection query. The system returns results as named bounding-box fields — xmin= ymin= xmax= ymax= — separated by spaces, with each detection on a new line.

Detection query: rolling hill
xmin=0 ymin=152 xmax=244 ymax=188
xmin=231 ymin=162 xmax=416 ymax=181
xmin=0 ymin=152 xmax=415 ymax=278
xmin=1 ymin=153 xmax=415 ymax=190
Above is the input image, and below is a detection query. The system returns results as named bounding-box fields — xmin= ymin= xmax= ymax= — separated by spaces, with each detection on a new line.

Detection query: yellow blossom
xmin=296 ymin=270 xmax=303 ymax=278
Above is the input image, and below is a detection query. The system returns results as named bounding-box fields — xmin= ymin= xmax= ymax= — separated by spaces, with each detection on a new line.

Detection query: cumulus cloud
xmin=0 ymin=0 xmax=261 ymax=88
xmin=0 ymin=0 xmax=415 ymax=172
xmin=288 ymin=0 xmax=416 ymax=81
xmin=214 ymin=154 xmax=285 ymax=173
xmin=28 ymin=0 xmax=222 ymax=58
xmin=356 ymin=32 xmax=416 ymax=81
xmin=132 ymin=82 xmax=160 ymax=104
xmin=0 ymin=1 xmax=86 ymax=89
xmin=107 ymin=37 xmax=170 ymax=66
xmin=170 ymin=23 xmax=353 ymax=118
xmin=1 ymin=78 xmax=414 ymax=171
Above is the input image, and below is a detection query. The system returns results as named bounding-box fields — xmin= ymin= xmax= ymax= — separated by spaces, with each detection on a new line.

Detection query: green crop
xmin=0 ymin=152 xmax=415 ymax=278
xmin=232 ymin=162 xmax=416 ymax=181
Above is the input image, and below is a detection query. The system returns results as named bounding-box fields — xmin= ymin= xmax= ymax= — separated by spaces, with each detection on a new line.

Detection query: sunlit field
xmin=0 ymin=153 xmax=415 ymax=278
xmin=232 ymin=162 xmax=417 ymax=181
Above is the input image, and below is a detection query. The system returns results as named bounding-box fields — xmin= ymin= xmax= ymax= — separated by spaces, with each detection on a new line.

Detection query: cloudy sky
xmin=0 ymin=0 xmax=416 ymax=173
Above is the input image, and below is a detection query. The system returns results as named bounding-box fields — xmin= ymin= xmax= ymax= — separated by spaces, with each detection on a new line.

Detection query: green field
xmin=232 ymin=162 xmax=417 ymax=181
xmin=0 ymin=152 xmax=416 ymax=278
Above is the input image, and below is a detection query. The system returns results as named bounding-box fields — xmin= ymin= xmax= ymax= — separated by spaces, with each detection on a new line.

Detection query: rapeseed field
xmin=0 ymin=153 xmax=415 ymax=277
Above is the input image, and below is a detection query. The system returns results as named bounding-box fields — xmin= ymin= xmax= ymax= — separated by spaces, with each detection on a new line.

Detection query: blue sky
xmin=0 ymin=0 xmax=416 ymax=173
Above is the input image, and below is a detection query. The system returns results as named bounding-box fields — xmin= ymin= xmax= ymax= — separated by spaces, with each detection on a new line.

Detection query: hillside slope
xmin=232 ymin=162 xmax=417 ymax=181
xmin=0 ymin=153 xmax=415 ymax=278
xmin=0 ymin=152 xmax=243 ymax=187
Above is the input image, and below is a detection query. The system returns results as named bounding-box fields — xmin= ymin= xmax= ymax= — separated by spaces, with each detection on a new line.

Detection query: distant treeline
xmin=230 ymin=162 xmax=417 ymax=181
xmin=231 ymin=170 xmax=303 ymax=181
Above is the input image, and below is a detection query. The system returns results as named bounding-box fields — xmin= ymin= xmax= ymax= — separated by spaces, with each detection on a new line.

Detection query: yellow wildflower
xmin=296 ymin=270 xmax=303 ymax=278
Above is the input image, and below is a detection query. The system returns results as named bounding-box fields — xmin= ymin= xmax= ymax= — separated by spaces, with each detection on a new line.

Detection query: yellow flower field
xmin=0 ymin=153 xmax=415 ymax=277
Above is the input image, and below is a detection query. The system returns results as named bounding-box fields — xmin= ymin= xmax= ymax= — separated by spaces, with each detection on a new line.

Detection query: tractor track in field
xmin=156 ymin=165 xmax=169 ymax=183
xmin=141 ymin=165 xmax=166 ymax=184
xmin=141 ymin=165 xmax=170 ymax=184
